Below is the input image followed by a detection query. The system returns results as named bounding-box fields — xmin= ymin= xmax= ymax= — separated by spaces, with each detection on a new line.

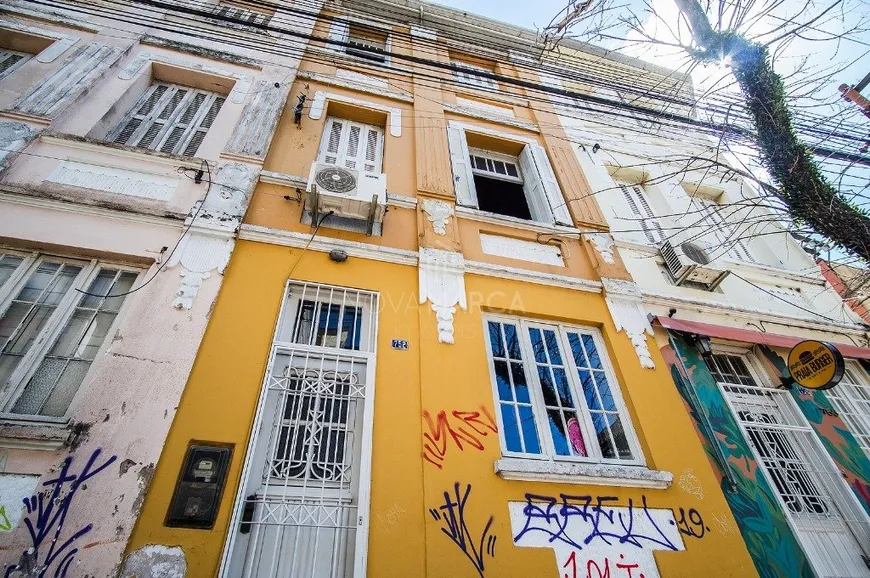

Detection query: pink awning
xmin=654 ymin=316 xmax=870 ymax=360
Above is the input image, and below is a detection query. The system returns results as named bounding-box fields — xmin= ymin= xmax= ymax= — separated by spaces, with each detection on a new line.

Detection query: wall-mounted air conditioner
xmin=660 ymin=240 xmax=729 ymax=290
xmin=306 ymin=162 xmax=387 ymax=232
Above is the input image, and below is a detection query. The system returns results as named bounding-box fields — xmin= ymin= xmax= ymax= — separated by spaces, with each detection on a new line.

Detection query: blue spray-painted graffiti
xmin=513 ymin=494 xmax=682 ymax=552
xmin=4 ymin=448 xmax=117 ymax=578
xmin=429 ymin=482 xmax=496 ymax=578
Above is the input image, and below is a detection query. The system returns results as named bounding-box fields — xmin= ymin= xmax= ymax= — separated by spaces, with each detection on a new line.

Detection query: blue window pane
xmin=511 ymin=362 xmax=530 ymax=403
xmin=548 ymin=409 xmax=570 ymax=455
xmin=544 ymin=330 xmax=562 ymax=364
xmin=568 ymin=332 xmax=587 ymax=368
xmin=528 ymin=328 xmax=546 ymax=363
xmin=582 ymin=334 xmax=602 ymax=369
xmin=500 ymin=403 xmax=522 ymax=452
xmin=488 ymin=321 xmax=505 ymax=357
xmin=519 ymin=405 xmax=541 ymax=454
xmin=579 ymin=369 xmax=601 ymax=411
xmin=594 ymin=371 xmax=616 ymax=411
xmin=554 ymin=368 xmax=574 ymax=408
xmin=504 ymin=323 xmax=522 ymax=360
xmin=538 ymin=365 xmax=557 ymax=406
xmin=494 ymin=360 xmax=513 ymax=401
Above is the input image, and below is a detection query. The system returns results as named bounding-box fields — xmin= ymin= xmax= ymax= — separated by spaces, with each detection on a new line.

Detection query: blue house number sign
xmin=391 ymin=339 xmax=409 ymax=350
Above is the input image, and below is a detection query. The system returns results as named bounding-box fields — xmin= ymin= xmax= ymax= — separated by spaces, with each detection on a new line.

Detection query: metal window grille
xmin=0 ymin=49 xmax=30 ymax=81
xmin=484 ymin=317 xmax=639 ymax=464
xmin=824 ymin=362 xmax=870 ymax=460
xmin=708 ymin=353 xmax=870 ymax=577
xmin=221 ymin=282 xmax=378 ymax=578
xmin=111 ymin=82 xmax=225 ymax=156
xmin=0 ymin=256 xmax=136 ymax=416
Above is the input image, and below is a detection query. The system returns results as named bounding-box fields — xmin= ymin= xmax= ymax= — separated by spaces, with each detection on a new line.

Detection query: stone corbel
xmin=601 ymin=278 xmax=655 ymax=369
xmin=421 ymin=199 xmax=453 ymax=235
xmin=418 ymin=248 xmax=467 ymax=344
xmin=166 ymin=232 xmax=234 ymax=310
xmin=586 ymin=232 xmax=615 ymax=264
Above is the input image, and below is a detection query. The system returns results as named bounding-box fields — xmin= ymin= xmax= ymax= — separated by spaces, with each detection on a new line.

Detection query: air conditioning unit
xmin=660 ymin=240 xmax=730 ymax=290
xmin=306 ymin=162 xmax=387 ymax=228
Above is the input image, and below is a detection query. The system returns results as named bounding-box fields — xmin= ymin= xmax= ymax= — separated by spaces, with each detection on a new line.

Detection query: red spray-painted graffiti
xmin=422 ymin=406 xmax=498 ymax=469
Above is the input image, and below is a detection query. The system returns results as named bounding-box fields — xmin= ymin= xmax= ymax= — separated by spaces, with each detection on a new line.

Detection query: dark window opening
xmin=474 ymin=175 xmax=531 ymax=220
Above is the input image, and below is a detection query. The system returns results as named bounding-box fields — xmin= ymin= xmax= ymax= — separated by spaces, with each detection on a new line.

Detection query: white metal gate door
xmin=220 ymin=282 xmax=378 ymax=578
xmin=708 ymin=354 xmax=870 ymax=578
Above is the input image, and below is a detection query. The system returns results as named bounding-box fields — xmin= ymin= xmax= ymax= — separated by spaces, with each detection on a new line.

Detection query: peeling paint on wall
xmin=120 ymin=544 xmax=187 ymax=578
xmin=0 ymin=474 xmax=40 ymax=533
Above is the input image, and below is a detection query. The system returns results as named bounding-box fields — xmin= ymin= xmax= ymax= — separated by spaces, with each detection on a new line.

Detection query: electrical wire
xmin=287 ymin=209 xmax=334 ymax=279
xmin=73 ymin=159 xmax=212 ymax=298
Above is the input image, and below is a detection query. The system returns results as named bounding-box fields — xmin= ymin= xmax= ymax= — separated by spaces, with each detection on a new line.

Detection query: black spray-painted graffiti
xmin=429 ymin=483 xmax=496 ymax=578
xmin=4 ymin=448 xmax=117 ymax=578
xmin=513 ymin=494 xmax=683 ymax=552
xmin=674 ymin=507 xmax=708 ymax=539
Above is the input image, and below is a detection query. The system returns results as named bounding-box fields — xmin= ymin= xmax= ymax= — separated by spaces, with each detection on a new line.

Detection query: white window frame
xmin=108 ymin=82 xmax=225 ymax=157
xmin=446 ymin=121 xmax=573 ymax=226
xmin=0 ymin=250 xmax=139 ymax=421
xmin=0 ymin=48 xmax=31 ymax=81
xmin=468 ymin=148 xmax=522 ymax=184
xmin=482 ymin=314 xmax=644 ymax=467
xmin=615 ymin=180 xmax=665 ymax=246
xmin=316 ymin=116 xmax=385 ymax=175
xmin=327 ymin=18 xmax=392 ymax=66
xmin=453 ymin=61 xmax=498 ymax=90
xmin=825 ymin=360 xmax=870 ymax=460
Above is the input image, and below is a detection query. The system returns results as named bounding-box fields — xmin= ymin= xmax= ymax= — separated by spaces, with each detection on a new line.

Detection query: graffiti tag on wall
xmin=422 ymin=407 xmax=497 ymax=469
xmin=4 ymin=448 xmax=117 ymax=578
xmin=429 ymin=483 xmax=496 ymax=577
xmin=509 ymin=494 xmax=685 ymax=578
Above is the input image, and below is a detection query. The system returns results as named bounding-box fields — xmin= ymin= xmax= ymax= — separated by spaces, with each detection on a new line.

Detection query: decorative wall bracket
xmin=421 ymin=199 xmax=453 ymax=235
xmin=166 ymin=233 xmax=234 ymax=310
xmin=586 ymin=232 xmax=616 ymax=264
xmin=601 ymin=278 xmax=655 ymax=369
xmin=418 ymin=248 xmax=467 ymax=344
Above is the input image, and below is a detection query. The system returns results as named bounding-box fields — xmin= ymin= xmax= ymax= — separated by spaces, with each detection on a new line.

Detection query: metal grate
xmin=221 ymin=282 xmax=377 ymax=578
xmin=824 ymin=362 xmax=870 ymax=460
xmin=708 ymin=353 xmax=870 ymax=577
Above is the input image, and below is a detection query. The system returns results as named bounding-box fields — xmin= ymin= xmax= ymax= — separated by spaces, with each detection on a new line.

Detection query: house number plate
xmin=391 ymin=339 xmax=409 ymax=350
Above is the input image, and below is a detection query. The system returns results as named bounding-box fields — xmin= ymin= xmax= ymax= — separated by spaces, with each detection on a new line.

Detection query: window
xmin=0 ymin=49 xmax=30 ymax=81
xmin=0 ymin=252 xmax=137 ymax=418
xmin=617 ymin=181 xmax=664 ymax=245
xmin=447 ymin=123 xmax=573 ymax=225
xmin=469 ymin=149 xmax=529 ymax=220
xmin=824 ymin=361 xmax=870 ymax=459
xmin=110 ymin=82 xmax=225 ymax=156
xmin=317 ymin=116 xmax=384 ymax=174
xmin=484 ymin=317 xmax=640 ymax=463
xmin=453 ymin=61 xmax=497 ymax=90
xmin=210 ymin=2 xmax=271 ymax=26
xmin=328 ymin=19 xmax=390 ymax=64
xmin=692 ymin=196 xmax=754 ymax=262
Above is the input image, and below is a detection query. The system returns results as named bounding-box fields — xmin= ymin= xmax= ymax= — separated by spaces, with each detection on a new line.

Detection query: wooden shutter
xmin=317 ymin=117 xmax=383 ymax=173
xmin=446 ymin=125 xmax=477 ymax=207
xmin=0 ymin=50 xmax=30 ymax=80
xmin=696 ymin=197 xmax=755 ymax=262
xmin=517 ymin=145 xmax=553 ymax=223
xmin=527 ymin=143 xmax=573 ymax=225
xmin=318 ymin=117 xmax=345 ymax=165
xmin=618 ymin=183 xmax=664 ymax=244
xmin=112 ymin=83 xmax=223 ymax=156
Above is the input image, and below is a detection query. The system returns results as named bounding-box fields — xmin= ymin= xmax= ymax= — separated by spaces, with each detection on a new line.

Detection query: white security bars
xmin=110 ymin=82 xmax=225 ymax=156
xmin=709 ymin=353 xmax=870 ymax=578
xmin=0 ymin=250 xmax=137 ymax=417
xmin=221 ymin=282 xmax=378 ymax=578
xmin=824 ymin=361 xmax=870 ymax=460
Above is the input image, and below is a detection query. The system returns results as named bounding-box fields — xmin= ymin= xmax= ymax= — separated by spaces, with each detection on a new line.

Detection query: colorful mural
xmin=662 ymin=336 xmax=815 ymax=578
xmin=757 ymin=345 xmax=870 ymax=516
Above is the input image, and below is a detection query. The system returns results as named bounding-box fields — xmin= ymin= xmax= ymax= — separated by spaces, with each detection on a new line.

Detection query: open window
xmin=452 ymin=57 xmax=498 ymax=91
xmin=447 ymin=123 xmax=572 ymax=226
xmin=328 ymin=19 xmax=390 ymax=64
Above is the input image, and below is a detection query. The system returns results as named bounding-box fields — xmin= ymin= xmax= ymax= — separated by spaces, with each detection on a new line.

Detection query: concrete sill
xmin=495 ymin=457 xmax=673 ymax=489
xmin=0 ymin=415 xmax=72 ymax=451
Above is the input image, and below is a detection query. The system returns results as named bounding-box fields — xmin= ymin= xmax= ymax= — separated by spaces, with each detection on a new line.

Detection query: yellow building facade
xmin=125 ymin=3 xmax=759 ymax=577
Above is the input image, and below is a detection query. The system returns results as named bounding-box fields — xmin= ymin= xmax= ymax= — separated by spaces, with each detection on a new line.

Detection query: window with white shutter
xmin=617 ymin=182 xmax=664 ymax=245
xmin=446 ymin=124 xmax=571 ymax=225
xmin=0 ymin=49 xmax=31 ymax=81
xmin=693 ymin=196 xmax=755 ymax=262
xmin=110 ymin=82 xmax=225 ymax=157
xmin=317 ymin=117 xmax=384 ymax=174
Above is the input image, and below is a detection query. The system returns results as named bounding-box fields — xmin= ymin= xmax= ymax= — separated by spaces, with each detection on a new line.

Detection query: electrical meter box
xmin=166 ymin=444 xmax=232 ymax=529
